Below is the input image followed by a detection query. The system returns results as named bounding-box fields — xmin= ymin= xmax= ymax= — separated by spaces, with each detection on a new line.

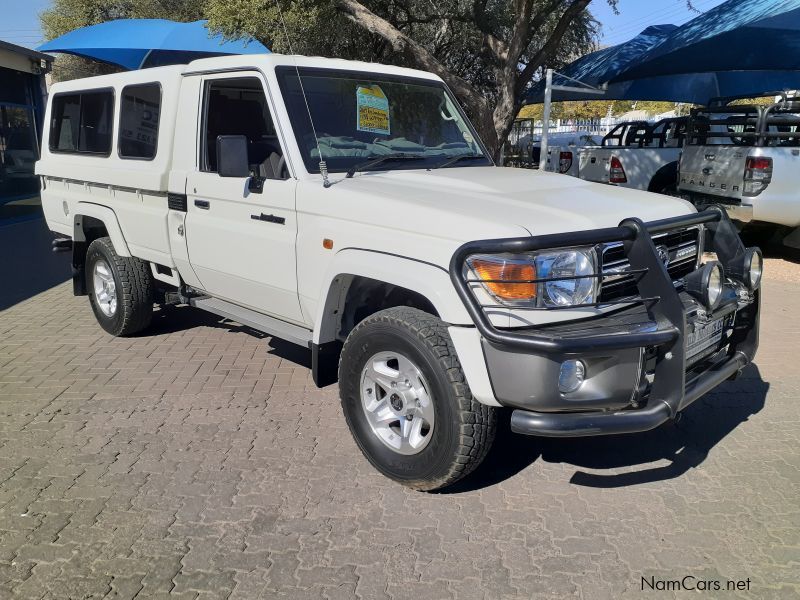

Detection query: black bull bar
xmin=448 ymin=206 xmax=760 ymax=437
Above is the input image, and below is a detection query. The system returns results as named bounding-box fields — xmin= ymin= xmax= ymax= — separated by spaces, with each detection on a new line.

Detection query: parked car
xmin=678 ymin=103 xmax=800 ymax=249
xmin=37 ymin=54 xmax=762 ymax=491
xmin=576 ymin=118 xmax=687 ymax=194
xmin=540 ymin=131 xmax=602 ymax=177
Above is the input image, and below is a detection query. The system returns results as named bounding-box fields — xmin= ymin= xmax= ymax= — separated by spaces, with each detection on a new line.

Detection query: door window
xmin=201 ymin=77 xmax=287 ymax=180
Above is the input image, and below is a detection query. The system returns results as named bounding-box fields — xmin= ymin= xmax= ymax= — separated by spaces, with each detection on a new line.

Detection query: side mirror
xmin=217 ymin=135 xmax=250 ymax=178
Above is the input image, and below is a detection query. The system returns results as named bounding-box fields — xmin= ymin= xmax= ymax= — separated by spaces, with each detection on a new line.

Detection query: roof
xmin=182 ymin=53 xmax=442 ymax=81
xmin=0 ymin=39 xmax=54 ymax=63
xmin=47 ymin=53 xmax=442 ymax=92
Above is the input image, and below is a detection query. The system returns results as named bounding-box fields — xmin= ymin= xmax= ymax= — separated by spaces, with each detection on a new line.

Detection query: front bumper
xmin=449 ymin=207 xmax=761 ymax=437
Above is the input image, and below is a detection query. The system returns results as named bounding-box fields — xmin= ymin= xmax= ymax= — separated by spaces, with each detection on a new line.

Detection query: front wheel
xmin=338 ymin=307 xmax=496 ymax=491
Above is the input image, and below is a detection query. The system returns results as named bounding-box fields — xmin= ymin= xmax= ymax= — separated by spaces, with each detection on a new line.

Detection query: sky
xmin=1 ymin=0 xmax=729 ymax=50
xmin=592 ymin=0 xmax=728 ymax=46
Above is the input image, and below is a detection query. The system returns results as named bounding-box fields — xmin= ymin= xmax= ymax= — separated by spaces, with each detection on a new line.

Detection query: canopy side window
xmin=118 ymin=83 xmax=161 ymax=160
xmin=49 ymin=89 xmax=114 ymax=156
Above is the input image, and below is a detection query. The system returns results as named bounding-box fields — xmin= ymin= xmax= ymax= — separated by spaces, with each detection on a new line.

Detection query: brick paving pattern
xmin=0 ymin=279 xmax=798 ymax=599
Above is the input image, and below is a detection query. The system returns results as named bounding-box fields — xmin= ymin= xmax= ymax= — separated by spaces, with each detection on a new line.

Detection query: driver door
xmin=185 ymin=73 xmax=303 ymax=324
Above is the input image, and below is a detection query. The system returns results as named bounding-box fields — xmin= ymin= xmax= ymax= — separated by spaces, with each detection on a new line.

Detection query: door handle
xmin=194 ymin=199 xmax=210 ymax=209
xmin=251 ymin=213 xmax=285 ymax=225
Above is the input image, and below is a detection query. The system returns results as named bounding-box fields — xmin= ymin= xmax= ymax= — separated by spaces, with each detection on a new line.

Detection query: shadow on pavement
xmin=0 ymin=214 xmax=71 ymax=311
xmin=117 ymin=300 xmax=771 ymax=493
xmin=148 ymin=305 xmax=313 ymax=369
xmin=447 ymin=363 xmax=768 ymax=493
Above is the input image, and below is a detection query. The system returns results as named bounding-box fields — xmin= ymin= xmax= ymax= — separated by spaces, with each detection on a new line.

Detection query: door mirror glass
xmin=216 ymin=135 xmax=250 ymax=177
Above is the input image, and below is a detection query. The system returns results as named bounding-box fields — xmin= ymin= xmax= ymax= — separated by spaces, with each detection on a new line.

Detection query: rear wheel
xmin=649 ymin=162 xmax=679 ymax=197
xmin=338 ymin=307 xmax=496 ymax=491
xmin=86 ymin=237 xmax=153 ymax=336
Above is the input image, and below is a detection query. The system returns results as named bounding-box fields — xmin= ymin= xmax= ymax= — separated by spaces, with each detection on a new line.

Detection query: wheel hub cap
xmin=92 ymin=259 xmax=117 ymax=317
xmin=360 ymin=351 xmax=435 ymax=456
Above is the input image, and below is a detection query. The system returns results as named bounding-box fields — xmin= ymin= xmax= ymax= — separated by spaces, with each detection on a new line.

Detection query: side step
xmin=189 ymin=296 xmax=312 ymax=348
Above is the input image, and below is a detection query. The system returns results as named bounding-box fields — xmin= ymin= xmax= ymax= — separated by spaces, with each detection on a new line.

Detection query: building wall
xmin=0 ymin=44 xmax=51 ymax=213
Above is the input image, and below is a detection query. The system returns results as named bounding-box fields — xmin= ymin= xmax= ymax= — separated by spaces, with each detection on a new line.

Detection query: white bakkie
xmin=37 ymin=54 xmax=763 ymax=491
xmin=575 ymin=119 xmax=687 ymax=194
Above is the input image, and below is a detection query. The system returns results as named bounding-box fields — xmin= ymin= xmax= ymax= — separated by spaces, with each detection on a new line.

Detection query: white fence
xmin=508 ymin=117 xmax=626 ymax=145
xmin=504 ymin=117 xmax=631 ymax=167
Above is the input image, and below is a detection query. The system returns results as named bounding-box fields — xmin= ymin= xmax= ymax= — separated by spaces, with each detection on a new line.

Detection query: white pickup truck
xmin=37 ymin=54 xmax=762 ymax=491
xmin=678 ymin=103 xmax=800 ymax=249
xmin=574 ymin=118 xmax=687 ymax=194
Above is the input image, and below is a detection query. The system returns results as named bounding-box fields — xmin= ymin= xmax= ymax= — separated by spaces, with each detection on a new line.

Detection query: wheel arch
xmin=71 ymin=203 xmax=131 ymax=295
xmin=312 ymin=249 xmax=471 ymax=346
xmin=310 ymin=249 xmax=473 ymax=387
xmin=648 ymin=160 xmax=679 ymax=193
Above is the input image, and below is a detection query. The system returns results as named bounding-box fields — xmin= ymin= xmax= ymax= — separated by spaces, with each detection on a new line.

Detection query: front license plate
xmin=686 ymin=317 xmax=725 ymax=363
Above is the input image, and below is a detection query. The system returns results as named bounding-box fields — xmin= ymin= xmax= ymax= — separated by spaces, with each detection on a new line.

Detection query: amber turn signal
xmin=323 ymin=238 xmax=334 ymax=250
xmin=468 ymin=256 xmax=537 ymax=301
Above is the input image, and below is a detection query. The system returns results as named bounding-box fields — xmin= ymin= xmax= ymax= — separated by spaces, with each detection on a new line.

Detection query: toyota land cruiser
xmin=37 ymin=54 xmax=762 ymax=490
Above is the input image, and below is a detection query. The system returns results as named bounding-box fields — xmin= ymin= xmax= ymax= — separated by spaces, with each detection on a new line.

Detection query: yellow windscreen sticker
xmin=356 ymin=85 xmax=390 ymax=135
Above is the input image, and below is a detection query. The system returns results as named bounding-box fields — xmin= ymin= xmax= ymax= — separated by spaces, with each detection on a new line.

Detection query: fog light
xmin=558 ymin=360 xmax=585 ymax=394
xmin=685 ymin=261 xmax=724 ymax=310
xmin=748 ymin=248 xmax=763 ymax=289
xmin=728 ymin=247 xmax=763 ymax=290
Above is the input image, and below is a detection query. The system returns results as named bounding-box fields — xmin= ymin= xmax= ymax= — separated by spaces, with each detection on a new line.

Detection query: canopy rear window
xmin=49 ymin=89 xmax=114 ymax=155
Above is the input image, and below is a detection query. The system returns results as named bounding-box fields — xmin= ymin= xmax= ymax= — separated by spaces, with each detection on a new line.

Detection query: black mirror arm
xmin=248 ymin=175 xmax=265 ymax=194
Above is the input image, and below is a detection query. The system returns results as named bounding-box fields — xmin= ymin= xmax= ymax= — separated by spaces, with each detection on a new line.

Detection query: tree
xmin=208 ymin=0 xmax=608 ymax=158
xmin=43 ymin=0 xmax=608 ymax=157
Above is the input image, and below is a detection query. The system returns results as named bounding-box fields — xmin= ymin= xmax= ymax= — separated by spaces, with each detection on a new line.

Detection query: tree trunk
xmin=489 ymin=66 xmax=521 ymax=161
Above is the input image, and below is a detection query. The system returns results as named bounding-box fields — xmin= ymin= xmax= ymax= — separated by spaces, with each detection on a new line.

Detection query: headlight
xmin=467 ymin=248 xmax=597 ymax=307
xmin=538 ymin=250 xmax=596 ymax=307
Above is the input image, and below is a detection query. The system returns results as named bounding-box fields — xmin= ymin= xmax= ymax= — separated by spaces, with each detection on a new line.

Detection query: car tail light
xmin=743 ymin=156 xmax=772 ymax=196
xmin=559 ymin=151 xmax=573 ymax=174
xmin=609 ymin=156 xmax=627 ymax=183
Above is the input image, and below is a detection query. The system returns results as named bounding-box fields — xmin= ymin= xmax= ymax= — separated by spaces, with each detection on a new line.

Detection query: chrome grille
xmin=599 ymin=227 xmax=701 ymax=302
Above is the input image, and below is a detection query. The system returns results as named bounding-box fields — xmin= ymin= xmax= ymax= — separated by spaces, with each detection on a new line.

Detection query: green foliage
xmin=205 ymin=0 xmax=602 ymax=102
xmin=519 ymin=99 xmax=692 ymax=121
xmin=40 ymin=0 xmax=608 ymax=151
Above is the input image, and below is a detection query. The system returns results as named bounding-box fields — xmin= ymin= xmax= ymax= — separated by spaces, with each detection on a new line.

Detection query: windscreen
xmin=276 ymin=67 xmax=491 ymax=173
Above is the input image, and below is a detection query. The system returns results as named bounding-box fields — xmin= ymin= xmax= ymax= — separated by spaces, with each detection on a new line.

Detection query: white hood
xmin=325 ymin=166 xmax=696 ymax=243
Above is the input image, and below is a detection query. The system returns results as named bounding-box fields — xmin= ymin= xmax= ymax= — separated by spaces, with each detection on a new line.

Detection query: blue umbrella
xmin=605 ymin=70 xmax=800 ymax=104
xmin=525 ymin=25 xmax=677 ymax=103
xmin=613 ymin=0 xmax=800 ymax=82
xmin=38 ymin=19 xmax=268 ymax=70
xmin=524 ymin=10 xmax=800 ymax=106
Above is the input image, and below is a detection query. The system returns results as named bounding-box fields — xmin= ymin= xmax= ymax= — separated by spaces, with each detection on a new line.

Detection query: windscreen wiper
xmin=430 ymin=154 xmax=488 ymax=170
xmin=346 ymin=153 xmax=426 ymax=178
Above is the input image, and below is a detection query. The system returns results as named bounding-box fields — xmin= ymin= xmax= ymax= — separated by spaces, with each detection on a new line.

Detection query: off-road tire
xmin=649 ymin=162 xmax=679 ymax=196
xmin=338 ymin=307 xmax=496 ymax=491
xmin=86 ymin=236 xmax=153 ymax=336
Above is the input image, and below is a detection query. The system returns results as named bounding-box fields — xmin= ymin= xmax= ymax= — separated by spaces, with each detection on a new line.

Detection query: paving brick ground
xmin=1 ymin=267 xmax=799 ymax=598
